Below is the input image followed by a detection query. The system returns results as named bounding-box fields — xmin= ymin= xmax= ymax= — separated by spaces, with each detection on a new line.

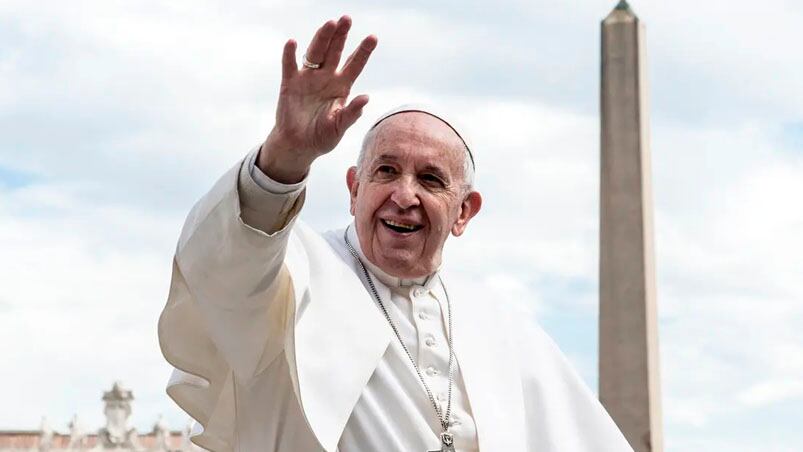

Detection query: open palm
xmin=264 ymin=15 xmax=377 ymax=178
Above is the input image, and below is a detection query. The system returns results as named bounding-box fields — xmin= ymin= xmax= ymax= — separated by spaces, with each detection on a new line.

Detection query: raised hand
xmin=258 ymin=15 xmax=378 ymax=183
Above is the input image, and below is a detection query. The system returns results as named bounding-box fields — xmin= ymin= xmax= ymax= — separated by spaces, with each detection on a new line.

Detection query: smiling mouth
xmin=381 ymin=219 xmax=424 ymax=234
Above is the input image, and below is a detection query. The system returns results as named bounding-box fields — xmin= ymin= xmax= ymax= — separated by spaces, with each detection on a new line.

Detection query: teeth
xmin=384 ymin=220 xmax=418 ymax=230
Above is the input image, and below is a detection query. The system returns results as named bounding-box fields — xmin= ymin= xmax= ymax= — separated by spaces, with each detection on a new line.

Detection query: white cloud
xmin=738 ymin=378 xmax=803 ymax=407
xmin=0 ymin=187 xmax=185 ymax=430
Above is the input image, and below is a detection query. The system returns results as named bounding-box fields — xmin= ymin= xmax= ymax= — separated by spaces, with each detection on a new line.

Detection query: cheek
xmin=425 ymin=200 xmax=458 ymax=235
xmin=356 ymin=187 xmax=385 ymax=221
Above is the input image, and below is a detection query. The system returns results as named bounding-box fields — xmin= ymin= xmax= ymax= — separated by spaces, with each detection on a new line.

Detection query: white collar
xmin=346 ymin=223 xmax=439 ymax=290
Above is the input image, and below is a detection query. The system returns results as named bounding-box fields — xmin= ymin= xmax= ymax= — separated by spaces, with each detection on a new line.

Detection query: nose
xmin=389 ymin=176 xmax=420 ymax=210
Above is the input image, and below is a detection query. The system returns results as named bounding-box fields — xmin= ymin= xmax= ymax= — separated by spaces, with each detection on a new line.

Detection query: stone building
xmin=0 ymin=382 xmax=197 ymax=451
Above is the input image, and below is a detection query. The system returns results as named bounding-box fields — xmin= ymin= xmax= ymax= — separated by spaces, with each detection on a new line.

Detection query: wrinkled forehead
xmin=368 ymin=105 xmax=475 ymax=168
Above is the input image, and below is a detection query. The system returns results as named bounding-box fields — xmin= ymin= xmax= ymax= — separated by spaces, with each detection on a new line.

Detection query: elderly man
xmin=158 ymin=16 xmax=632 ymax=452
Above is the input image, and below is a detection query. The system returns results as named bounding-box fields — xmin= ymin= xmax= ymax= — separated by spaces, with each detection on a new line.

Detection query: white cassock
xmin=158 ymin=148 xmax=633 ymax=452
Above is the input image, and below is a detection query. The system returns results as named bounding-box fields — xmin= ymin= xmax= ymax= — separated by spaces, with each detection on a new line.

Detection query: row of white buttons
xmin=407 ymin=285 xmax=471 ymax=438
xmin=410 ymin=286 xmax=472 ymax=442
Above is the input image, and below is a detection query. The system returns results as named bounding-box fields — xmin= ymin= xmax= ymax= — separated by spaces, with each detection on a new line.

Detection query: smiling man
xmin=348 ymin=110 xmax=481 ymax=279
xmin=158 ymin=16 xmax=632 ymax=452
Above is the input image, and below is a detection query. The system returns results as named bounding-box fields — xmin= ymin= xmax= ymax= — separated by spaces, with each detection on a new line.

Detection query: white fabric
xmin=247 ymin=148 xmax=307 ymax=194
xmin=158 ymin=150 xmax=634 ymax=452
xmin=340 ymin=225 xmax=479 ymax=452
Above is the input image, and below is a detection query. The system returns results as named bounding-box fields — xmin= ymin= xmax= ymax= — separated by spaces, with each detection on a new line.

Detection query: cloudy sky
xmin=1 ymin=0 xmax=801 ymax=450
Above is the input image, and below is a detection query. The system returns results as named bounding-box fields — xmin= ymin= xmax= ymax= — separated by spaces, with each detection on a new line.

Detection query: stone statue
xmin=150 ymin=415 xmax=170 ymax=451
xmin=66 ymin=414 xmax=86 ymax=450
xmin=179 ymin=422 xmax=195 ymax=451
xmin=95 ymin=382 xmax=141 ymax=450
xmin=38 ymin=416 xmax=54 ymax=451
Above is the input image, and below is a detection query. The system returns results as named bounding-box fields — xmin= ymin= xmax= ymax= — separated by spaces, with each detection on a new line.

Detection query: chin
xmin=393 ymin=267 xmax=428 ymax=279
xmin=380 ymin=254 xmax=436 ymax=279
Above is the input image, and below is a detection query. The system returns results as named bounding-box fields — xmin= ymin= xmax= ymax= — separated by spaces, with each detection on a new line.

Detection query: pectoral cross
xmin=429 ymin=432 xmax=456 ymax=452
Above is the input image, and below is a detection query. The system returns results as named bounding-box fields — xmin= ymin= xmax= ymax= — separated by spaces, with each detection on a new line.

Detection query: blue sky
xmin=1 ymin=0 xmax=802 ymax=450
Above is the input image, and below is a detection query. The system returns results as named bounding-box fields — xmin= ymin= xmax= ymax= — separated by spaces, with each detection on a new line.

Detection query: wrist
xmin=257 ymin=134 xmax=312 ymax=184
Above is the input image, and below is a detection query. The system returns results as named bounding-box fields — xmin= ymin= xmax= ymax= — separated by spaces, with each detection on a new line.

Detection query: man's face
xmin=347 ymin=112 xmax=482 ymax=278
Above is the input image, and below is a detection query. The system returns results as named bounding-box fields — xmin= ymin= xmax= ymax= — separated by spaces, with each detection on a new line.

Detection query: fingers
xmin=304 ymin=19 xmax=337 ymax=67
xmin=340 ymin=35 xmax=378 ymax=84
xmin=324 ymin=15 xmax=352 ymax=71
xmin=281 ymin=39 xmax=298 ymax=81
xmin=337 ymin=94 xmax=370 ymax=131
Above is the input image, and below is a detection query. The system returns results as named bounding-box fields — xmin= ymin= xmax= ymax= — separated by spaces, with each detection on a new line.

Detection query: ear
xmin=346 ymin=166 xmax=359 ymax=216
xmin=451 ymin=190 xmax=483 ymax=237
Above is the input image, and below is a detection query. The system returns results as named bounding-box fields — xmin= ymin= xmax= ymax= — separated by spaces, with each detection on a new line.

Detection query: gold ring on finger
xmin=302 ymin=54 xmax=322 ymax=69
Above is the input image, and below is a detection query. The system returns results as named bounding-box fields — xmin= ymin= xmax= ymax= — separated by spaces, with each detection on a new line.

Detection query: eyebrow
xmin=372 ymin=154 xmax=399 ymax=162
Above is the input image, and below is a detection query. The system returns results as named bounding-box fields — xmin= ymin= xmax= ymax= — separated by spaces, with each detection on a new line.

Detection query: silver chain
xmin=344 ymin=229 xmax=455 ymax=434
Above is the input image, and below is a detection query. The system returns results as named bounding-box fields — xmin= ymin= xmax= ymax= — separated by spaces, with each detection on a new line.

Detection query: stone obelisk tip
xmin=605 ymin=0 xmax=638 ymax=22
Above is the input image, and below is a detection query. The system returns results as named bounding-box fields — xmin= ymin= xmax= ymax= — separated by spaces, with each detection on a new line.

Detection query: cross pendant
xmin=428 ymin=432 xmax=456 ymax=452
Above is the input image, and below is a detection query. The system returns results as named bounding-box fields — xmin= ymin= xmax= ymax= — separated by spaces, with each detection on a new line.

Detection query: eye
xmin=420 ymin=173 xmax=446 ymax=187
xmin=376 ymin=165 xmax=397 ymax=175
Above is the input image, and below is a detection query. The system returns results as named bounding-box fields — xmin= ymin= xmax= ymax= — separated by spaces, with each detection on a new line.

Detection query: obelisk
xmin=599 ymin=2 xmax=663 ymax=452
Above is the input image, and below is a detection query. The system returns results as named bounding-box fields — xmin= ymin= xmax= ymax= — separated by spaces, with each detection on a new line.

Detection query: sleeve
xmin=157 ymin=149 xmax=307 ymax=452
xmin=239 ymin=145 xmax=307 ymax=234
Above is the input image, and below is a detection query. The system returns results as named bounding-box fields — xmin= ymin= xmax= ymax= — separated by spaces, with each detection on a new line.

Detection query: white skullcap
xmin=368 ymin=103 xmax=476 ymax=170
